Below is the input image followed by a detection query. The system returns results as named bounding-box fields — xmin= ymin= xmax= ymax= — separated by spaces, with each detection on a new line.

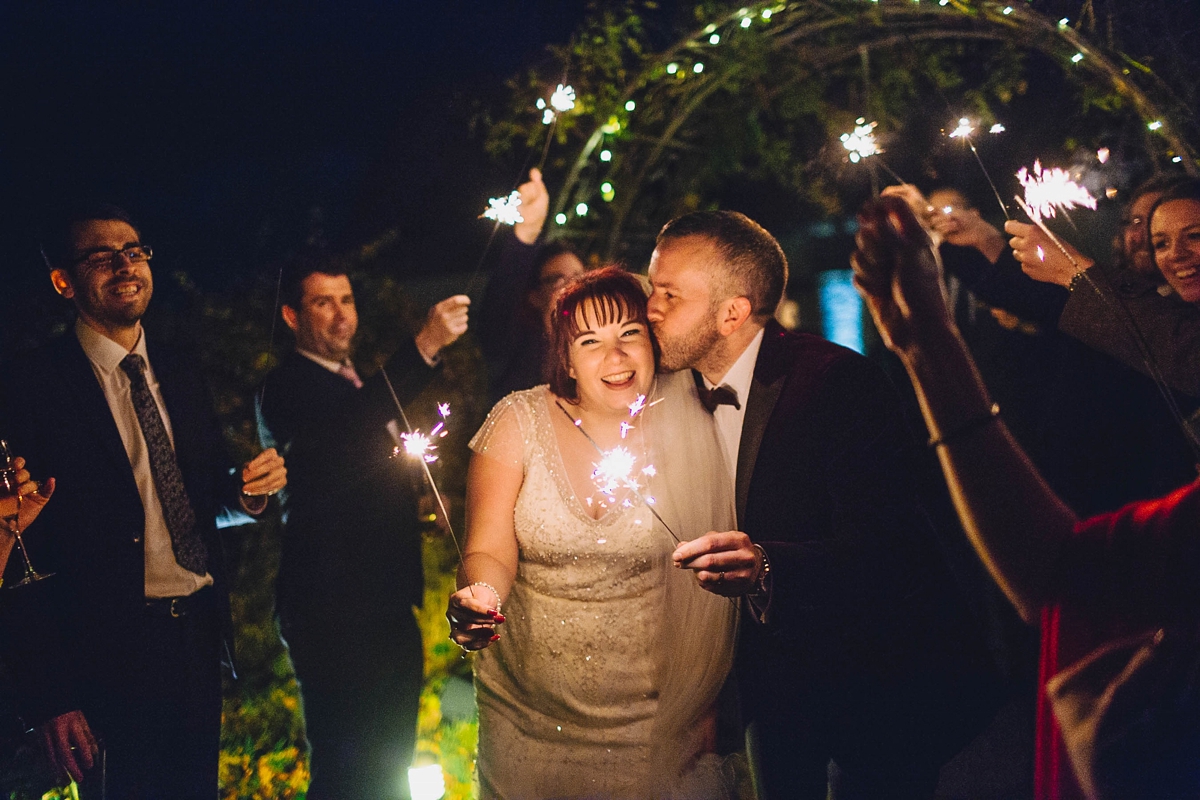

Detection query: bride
xmin=447 ymin=267 xmax=738 ymax=799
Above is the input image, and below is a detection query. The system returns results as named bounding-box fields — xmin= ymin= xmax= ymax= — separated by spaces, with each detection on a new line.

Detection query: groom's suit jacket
xmin=733 ymin=320 xmax=999 ymax=797
xmin=0 ymin=330 xmax=239 ymax=726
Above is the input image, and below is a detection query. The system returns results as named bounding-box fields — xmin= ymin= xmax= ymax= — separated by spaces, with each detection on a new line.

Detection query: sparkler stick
xmin=379 ymin=367 xmax=472 ymax=598
xmin=1012 ymin=160 xmax=1098 ymax=272
xmin=947 ymin=117 xmax=1011 ymax=220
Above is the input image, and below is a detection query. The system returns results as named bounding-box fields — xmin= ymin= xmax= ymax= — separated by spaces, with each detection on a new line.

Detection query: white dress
xmin=468 ymin=380 xmax=736 ymax=800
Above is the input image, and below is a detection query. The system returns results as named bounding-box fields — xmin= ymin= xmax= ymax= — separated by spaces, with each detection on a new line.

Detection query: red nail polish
xmin=490 ymin=634 xmax=501 ymax=641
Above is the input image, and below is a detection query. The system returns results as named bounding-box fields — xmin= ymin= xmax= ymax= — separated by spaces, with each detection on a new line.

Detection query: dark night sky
xmin=0 ymin=1 xmax=591 ymax=294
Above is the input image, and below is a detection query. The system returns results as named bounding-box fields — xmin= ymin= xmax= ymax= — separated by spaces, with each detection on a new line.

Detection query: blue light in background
xmin=817 ymin=270 xmax=865 ymax=354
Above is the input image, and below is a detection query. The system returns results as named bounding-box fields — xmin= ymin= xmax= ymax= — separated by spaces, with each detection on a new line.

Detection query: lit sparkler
xmin=947 ymin=116 xmax=1010 ymax=219
xmin=549 ymin=84 xmax=577 ymax=113
xmin=1016 ymin=160 xmax=1098 ymax=223
xmin=948 ymin=117 xmax=974 ymax=139
xmin=841 ymin=118 xmax=881 ymax=163
xmin=482 ymin=191 xmax=525 ymax=226
xmin=840 ymin=118 xmax=908 ymax=185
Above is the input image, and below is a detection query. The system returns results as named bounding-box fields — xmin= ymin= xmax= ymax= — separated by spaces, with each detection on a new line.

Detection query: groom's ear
xmin=716 ymin=296 xmax=754 ymax=336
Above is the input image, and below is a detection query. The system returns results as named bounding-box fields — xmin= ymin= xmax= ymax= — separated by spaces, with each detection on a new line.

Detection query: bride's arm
xmin=447 ymin=450 xmax=523 ymax=650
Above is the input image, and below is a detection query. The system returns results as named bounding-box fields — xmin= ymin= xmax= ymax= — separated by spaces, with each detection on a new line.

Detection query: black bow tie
xmin=698 ymin=383 xmax=741 ymax=414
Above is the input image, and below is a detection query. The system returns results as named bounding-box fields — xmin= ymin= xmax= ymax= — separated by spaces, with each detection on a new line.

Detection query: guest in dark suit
xmin=0 ymin=205 xmax=287 ymax=798
xmin=650 ymin=211 xmax=999 ymax=799
xmin=256 ymin=255 xmax=467 ymax=800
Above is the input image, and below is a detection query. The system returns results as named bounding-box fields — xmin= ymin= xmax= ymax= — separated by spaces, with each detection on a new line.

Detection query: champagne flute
xmin=0 ymin=439 xmax=53 ymax=587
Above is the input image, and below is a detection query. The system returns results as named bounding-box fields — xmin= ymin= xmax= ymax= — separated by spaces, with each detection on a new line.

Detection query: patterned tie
xmin=698 ymin=383 xmax=741 ymax=414
xmin=120 ymin=354 xmax=208 ymax=575
xmin=337 ymin=363 xmax=363 ymax=389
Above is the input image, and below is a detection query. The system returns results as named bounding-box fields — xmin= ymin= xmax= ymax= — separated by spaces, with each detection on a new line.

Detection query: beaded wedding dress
xmin=467 ymin=371 xmax=737 ymax=800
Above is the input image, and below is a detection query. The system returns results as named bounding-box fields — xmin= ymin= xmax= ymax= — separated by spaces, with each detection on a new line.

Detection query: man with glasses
xmin=0 ymin=204 xmax=287 ymax=798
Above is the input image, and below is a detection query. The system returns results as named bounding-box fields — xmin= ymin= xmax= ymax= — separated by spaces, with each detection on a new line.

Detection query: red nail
xmin=489 ymin=612 xmax=506 ymax=623
xmin=490 ymin=634 xmax=501 ymax=641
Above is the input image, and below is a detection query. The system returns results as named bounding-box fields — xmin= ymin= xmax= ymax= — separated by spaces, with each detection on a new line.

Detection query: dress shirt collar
xmin=296 ymin=348 xmax=351 ymax=374
xmin=76 ymin=317 xmax=147 ymax=370
xmin=703 ymin=326 xmax=765 ymax=401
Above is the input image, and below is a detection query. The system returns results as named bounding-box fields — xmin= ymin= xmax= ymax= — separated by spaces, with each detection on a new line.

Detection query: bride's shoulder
xmin=470 ymin=386 xmax=548 ymax=452
xmin=489 ymin=385 xmax=550 ymax=418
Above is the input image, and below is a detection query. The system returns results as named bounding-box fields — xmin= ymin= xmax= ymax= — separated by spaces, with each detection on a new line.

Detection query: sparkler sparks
xmin=948 ymin=118 xmax=974 ymax=139
xmin=401 ymin=431 xmax=437 ymax=463
xmin=1016 ymin=160 xmax=1098 ymax=222
xmin=549 ymin=84 xmax=577 ymax=113
xmin=840 ymin=118 xmax=881 ymax=164
xmin=482 ymin=191 xmax=525 ymax=226
xmin=989 ymin=123 xmax=1006 ymax=134
xmin=593 ymin=447 xmax=639 ymax=496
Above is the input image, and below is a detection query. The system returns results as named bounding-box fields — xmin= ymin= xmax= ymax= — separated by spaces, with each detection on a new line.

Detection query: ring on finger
xmin=716 ymin=571 xmax=725 ymax=585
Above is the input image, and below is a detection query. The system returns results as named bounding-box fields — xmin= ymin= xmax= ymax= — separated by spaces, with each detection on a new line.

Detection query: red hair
xmin=547 ymin=266 xmax=660 ymax=401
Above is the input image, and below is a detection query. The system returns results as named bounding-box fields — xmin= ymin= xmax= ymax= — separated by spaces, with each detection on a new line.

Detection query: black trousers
xmin=284 ymin=605 xmax=423 ymax=800
xmin=80 ymin=587 xmax=223 ymax=800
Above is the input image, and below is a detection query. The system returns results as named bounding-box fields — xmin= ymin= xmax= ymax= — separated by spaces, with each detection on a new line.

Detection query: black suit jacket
xmin=0 ymin=331 xmax=239 ymax=726
xmin=257 ymin=343 xmax=435 ymax=633
xmin=735 ymin=321 xmax=999 ymax=781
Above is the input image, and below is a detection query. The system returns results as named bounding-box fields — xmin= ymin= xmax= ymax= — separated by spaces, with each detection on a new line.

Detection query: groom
xmin=650 ymin=211 xmax=998 ymax=799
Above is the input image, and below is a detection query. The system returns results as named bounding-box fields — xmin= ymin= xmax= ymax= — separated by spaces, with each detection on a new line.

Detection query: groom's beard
xmin=656 ymin=314 xmax=723 ymax=373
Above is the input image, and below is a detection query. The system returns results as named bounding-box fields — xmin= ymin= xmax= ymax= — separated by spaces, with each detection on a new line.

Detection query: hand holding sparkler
xmin=514 ymin=168 xmax=550 ymax=245
xmin=671 ymin=531 xmax=765 ymax=598
xmin=414 ymin=295 xmax=471 ymax=363
xmin=1004 ymin=220 xmax=1094 ymax=287
xmin=1011 ymin=160 xmax=1099 ymax=281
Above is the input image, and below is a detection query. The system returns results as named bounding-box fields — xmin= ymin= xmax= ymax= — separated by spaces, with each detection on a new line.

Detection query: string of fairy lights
xmin=476 ymin=0 xmax=1189 ymax=241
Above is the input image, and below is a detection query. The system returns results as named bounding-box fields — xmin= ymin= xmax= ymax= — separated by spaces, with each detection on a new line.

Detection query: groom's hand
xmin=673 ymin=531 xmax=761 ymax=597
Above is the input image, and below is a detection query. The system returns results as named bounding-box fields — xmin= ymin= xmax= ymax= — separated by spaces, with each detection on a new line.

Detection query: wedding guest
xmin=1005 ymin=175 xmax=1200 ymax=397
xmin=478 ymin=168 xmax=585 ymax=402
xmin=448 ymin=268 xmax=737 ymax=798
xmin=257 ymin=254 xmax=467 ymax=800
xmin=651 ymin=211 xmax=1000 ymax=799
xmin=852 ymin=193 xmax=1200 ymax=800
xmin=0 ymin=204 xmax=286 ymax=798
xmin=0 ymin=457 xmax=54 ymax=579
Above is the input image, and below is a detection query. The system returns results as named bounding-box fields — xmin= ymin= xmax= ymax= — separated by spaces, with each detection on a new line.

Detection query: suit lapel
xmin=57 ymin=334 xmax=132 ymax=475
xmin=735 ymin=322 xmax=787 ymax=526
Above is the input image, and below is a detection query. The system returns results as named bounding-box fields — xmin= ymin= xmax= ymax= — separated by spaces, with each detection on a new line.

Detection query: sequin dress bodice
xmin=469 ymin=387 xmax=668 ymax=799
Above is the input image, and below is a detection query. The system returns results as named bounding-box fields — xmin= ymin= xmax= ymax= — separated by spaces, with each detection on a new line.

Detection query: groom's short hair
xmin=657 ymin=211 xmax=787 ymax=318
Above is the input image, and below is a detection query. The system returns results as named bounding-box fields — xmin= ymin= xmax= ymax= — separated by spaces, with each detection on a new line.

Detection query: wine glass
xmin=1 ymin=439 xmax=53 ymax=587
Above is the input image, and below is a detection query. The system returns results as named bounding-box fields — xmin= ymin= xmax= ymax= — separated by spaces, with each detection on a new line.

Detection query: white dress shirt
xmin=702 ymin=327 xmax=765 ymax=492
xmin=76 ymin=319 xmax=213 ymax=598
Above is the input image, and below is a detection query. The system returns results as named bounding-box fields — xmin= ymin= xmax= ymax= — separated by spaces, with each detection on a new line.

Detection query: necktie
xmin=120 ymin=354 xmax=207 ymax=575
xmin=337 ymin=363 xmax=363 ymax=389
xmin=698 ymin=383 xmax=741 ymax=414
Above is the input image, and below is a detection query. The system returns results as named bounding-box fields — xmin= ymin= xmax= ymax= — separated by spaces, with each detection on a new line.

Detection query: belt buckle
xmin=169 ymin=597 xmax=183 ymax=618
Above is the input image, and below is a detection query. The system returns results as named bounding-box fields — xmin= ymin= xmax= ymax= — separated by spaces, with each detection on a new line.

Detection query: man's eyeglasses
xmin=74 ymin=245 xmax=153 ymax=271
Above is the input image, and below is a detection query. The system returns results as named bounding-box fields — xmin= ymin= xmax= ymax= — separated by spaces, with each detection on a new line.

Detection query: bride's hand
xmin=447 ymin=587 xmax=505 ymax=651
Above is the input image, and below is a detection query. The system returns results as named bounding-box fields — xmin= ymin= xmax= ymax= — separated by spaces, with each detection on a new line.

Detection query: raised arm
xmin=851 ymin=196 xmax=1078 ymax=622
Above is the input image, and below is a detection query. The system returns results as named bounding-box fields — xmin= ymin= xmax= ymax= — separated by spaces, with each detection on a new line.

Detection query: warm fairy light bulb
xmin=1016 ymin=160 xmax=1098 ymax=222
xmin=576 ymin=202 xmax=589 ymax=216
xmin=666 ymin=63 xmax=679 ymax=75
xmin=709 ymin=33 xmax=721 ymax=44
xmin=693 ymin=62 xmax=704 ymax=73
xmin=600 ymin=149 xmax=612 ymax=162
xmin=601 ymin=181 xmax=613 ymax=193
xmin=550 ymin=84 xmax=576 ymax=113
xmin=1002 ymin=6 xmax=1013 ymax=14
xmin=625 ymin=100 xmax=636 ymax=111
xmin=555 ymin=213 xmax=567 ymax=225
xmin=989 ymin=123 xmax=1006 ymax=134
xmin=1148 ymin=120 xmax=1163 ymax=131
xmin=948 ymin=118 xmax=974 ymax=139
xmin=1071 ymin=52 xmax=1084 ymax=63
xmin=840 ymin=119 xmax=881 ymax=162
xmin=483 ymin=191 xmax=525 ymax=225
xmin=740 ymin=17 xmax=752 ymax=28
